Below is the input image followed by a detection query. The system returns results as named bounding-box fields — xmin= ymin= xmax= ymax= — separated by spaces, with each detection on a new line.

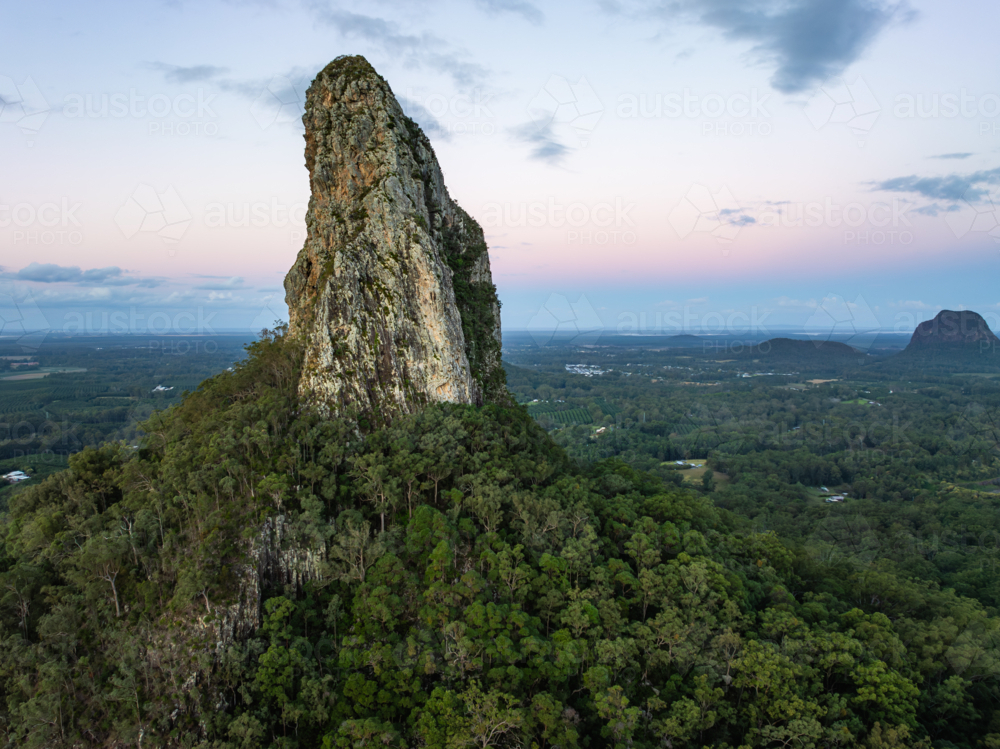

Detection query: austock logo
xmin=403 ymin=88 xmax=496 ymax=136
xmin=61 ymin=307 xmax=220 ymax=336
xmin=0 ymin=420 xmax=81 ymax=454
xmin=1 ymin=198 xmax=84 ymax=246
xmin=616 ymin=88 xmax=772 ymax=137
xmin=62 ymin=88 xmax=219 ymax=137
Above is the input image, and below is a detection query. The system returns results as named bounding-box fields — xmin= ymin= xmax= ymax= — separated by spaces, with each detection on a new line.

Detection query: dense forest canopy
xmin=0 ymin=331 xmax=999 ymax=747
xmin=503 ymin=334 xmax=1000 ymax=615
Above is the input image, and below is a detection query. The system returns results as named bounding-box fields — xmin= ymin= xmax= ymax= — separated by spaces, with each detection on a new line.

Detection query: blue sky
xmin=2 ymin=0 xmax=999 ymax=341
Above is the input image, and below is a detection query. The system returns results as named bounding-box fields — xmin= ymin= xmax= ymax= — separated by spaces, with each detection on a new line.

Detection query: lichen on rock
xmin=284 ymin=55 xmax=508 ymax=428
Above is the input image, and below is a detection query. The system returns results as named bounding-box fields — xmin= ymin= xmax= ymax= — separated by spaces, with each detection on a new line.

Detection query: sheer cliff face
xmin=284 ymin=56 xmax=506 ymax=426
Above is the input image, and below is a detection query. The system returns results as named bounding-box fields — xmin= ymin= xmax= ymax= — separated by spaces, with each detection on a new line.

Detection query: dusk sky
xmin=3 ymin=0 xmax=1000 ymax=341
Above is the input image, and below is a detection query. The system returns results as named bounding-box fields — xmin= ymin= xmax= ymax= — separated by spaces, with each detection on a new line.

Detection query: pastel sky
xmin=3 ymin=0 xmax=1000 ymax=341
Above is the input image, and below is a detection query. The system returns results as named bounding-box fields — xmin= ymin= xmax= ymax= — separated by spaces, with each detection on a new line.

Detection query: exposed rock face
xmin=906 ymin=310 xmax=1000 ymax=349
xmin=151 ymin=517 xmax=327 ymax=736
xmin=284 ymin=55 xmax=507 ymax=426
xmin=212 ymin=516 xmax=326 ymax=645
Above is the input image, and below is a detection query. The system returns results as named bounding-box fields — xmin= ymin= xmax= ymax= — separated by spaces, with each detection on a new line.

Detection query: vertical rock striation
xmin=284 ymin=55 xmax=508 ymax=427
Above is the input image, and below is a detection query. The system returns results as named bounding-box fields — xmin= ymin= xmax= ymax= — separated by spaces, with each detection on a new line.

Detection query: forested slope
xmin=0 ymin=331 xmax=998 ymax=747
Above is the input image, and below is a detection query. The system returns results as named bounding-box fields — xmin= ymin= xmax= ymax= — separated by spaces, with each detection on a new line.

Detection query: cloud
xmin=931 ymin=152 xmax=974 ymax=160
xmin=195 ymin=276 xmax=246 ymax=290
xmin=13 ymin=263 xmax=161 ymax=287
xmin=913 ymin=202 xmax=960 ymax=217
xmin=79 ymin=267 xmax=149 ymax=285
xmin=16 ymin=263 xmax=80 ymax=283
xmin=872 ymin=167 xmax=1000 ymax=203
xmin=516 ymin=75 xmax=603 ymax=165
xmin=511 ymin=120 xmax=569 ymax=164
xmin=719 ymin=207 xmax=756 ymax=226
xmin=772 ymin=296 xmax=819 ymax=308
xmin=309 ymin=7 xmax=488 ymax=87
xmin=148 ymin=59 xmax=315 ymax=113
xmin=397 ymin=96 xmax=450 ymax=140
xmin=147 ymin=62 xmax=229 ymax=83
xmin=222 ymin=68 xmax=314 ymax=104
xmin=163 ymin=290 xmax=196 ymax=304
xmin=27 ymin=285 xmax=159 ymax=306
xmin=474 ymin=0 xmax=543 ymax=24
xmin=207 ymin=291 xmax=242 ymax=303
xmin=613 ymin=0 xmax=911 ymax=93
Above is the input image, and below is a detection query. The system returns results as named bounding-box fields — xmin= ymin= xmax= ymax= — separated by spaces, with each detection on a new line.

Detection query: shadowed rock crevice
xmin=284 ymin=55 xmax=507 ymax=427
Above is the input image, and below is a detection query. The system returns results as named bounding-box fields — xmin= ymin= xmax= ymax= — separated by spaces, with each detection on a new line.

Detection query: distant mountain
xmin=891 ymin=310 xmax=1000 ymax=370
xmin=761 ymin=338 xmax=858 ymax=357
xmin=576 ymin=333 xmax=706 ymax=348
xmin=735 ymin=337 xmax=865 ymax=371
xmin=905 ymin=310 xmax=1000 ymax=350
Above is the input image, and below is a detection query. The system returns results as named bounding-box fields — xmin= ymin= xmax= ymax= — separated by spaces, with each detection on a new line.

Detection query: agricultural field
xmin=501 ymin=328 xmax=1000 ymax=618
xmin=525 ymin=402 xmax=594 ymax=425
xmin=0 ymin=334 xmax=254 ymax=471
xmin=0 ymin=366 xmax=88 ymax=381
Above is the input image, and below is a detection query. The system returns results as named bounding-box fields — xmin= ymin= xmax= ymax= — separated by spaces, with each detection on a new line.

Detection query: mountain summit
xmin=284 ymin=56 xmax=506 ymax=427
xmin=906 ymin=310 xmax=1000 ymax=350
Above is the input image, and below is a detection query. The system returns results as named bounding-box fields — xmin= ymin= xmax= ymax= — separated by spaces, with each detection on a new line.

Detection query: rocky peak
xmin=907 ymin=310 xmax=1000 ymax=349
xmin=284 ymin=55 xmax=507 ymax=427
